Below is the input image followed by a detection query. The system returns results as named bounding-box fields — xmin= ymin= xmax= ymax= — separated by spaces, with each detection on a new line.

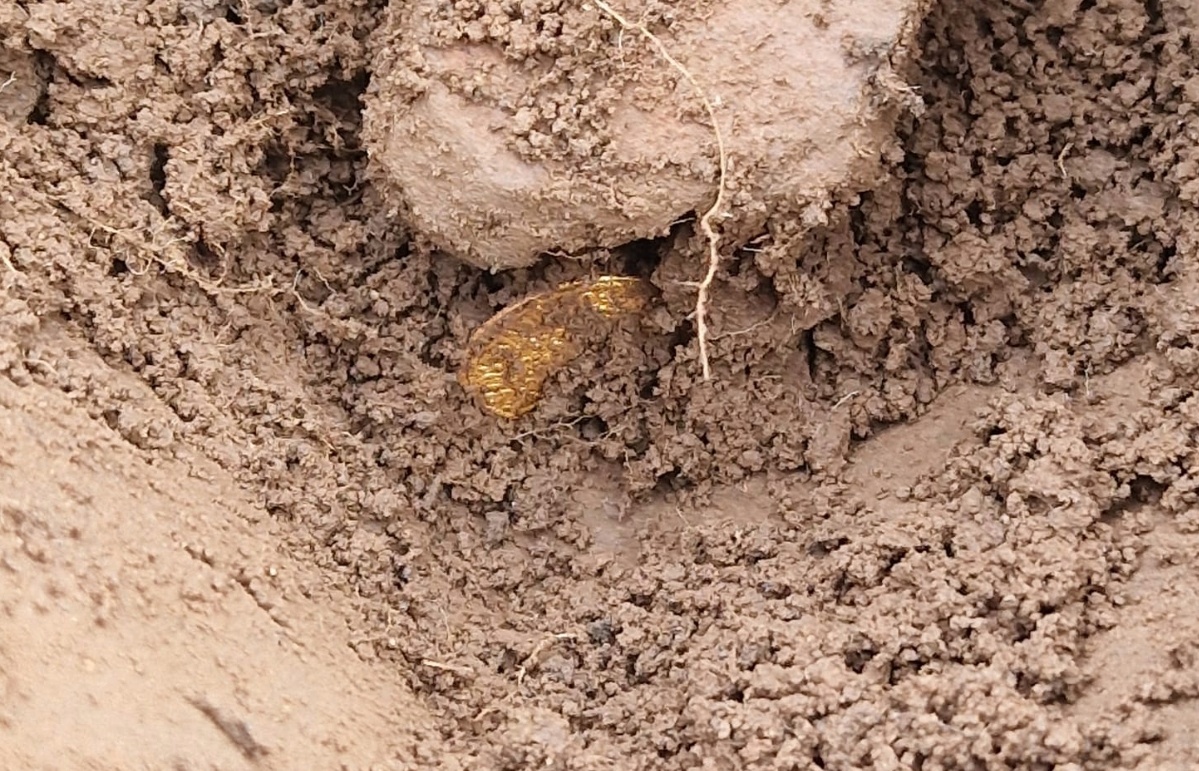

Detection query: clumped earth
xmin=363 ymin=0 xmax=926 ymax=270
xmin=2 ymin=0 xmax=1199 ymax=769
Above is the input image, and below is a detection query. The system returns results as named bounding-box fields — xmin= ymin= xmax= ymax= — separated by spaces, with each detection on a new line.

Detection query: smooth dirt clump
xmin=364 ymin=0 xmax=928 ymax=270
xmin=2 ymin=0 xmax=1199 ymax=769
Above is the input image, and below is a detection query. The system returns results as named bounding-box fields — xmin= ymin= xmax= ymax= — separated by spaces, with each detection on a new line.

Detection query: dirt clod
xmin=364 ymin=0 xmax=929 ymax=270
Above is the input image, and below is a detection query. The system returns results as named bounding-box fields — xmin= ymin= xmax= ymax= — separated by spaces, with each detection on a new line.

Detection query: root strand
xmin=591 ymin=0 xmax=728 ymax=381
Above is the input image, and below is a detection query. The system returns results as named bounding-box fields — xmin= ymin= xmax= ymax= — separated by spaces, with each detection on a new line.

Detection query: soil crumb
xmin=3 ymin=0 xmax=1199 ymax=768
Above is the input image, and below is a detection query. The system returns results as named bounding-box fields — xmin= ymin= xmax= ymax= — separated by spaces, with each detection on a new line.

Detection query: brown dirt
xmin=3 ymin=0 xmax=1199 ymax=769
xmin=363 ymin=0 xmax=927 ymax=270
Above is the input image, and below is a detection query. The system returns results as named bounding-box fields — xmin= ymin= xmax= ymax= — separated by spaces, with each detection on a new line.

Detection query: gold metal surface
xmin=460 ymin=276 xmax=654 ymax=419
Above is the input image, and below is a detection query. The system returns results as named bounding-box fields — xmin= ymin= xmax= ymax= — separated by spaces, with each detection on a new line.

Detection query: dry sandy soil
xmin=4 ymin=0 xmax=1199 ymax=769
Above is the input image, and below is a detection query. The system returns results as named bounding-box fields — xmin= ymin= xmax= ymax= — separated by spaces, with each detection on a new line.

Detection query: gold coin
xmin=460 ymin=276 xmax=654 ymax=419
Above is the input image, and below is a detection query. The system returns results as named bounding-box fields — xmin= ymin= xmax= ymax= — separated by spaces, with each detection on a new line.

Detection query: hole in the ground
xmin=802 ymin=327 xmax=818 ymax=380
xmin=965 ymin=199 xmax=984 ymax=226
xmin=844 ymin=645 xmax=876 ymax=674
xmin=653 ymin=468 xmax=684 ymax=496
xmin=669 ymin=317 xmax=695 ymax=355
xmin=26 ymin=52 xmax=55 ymax=126
xmin=576 ymin=416 xmax=607 ymax=441
xmin=638 ymin=370 xmax=659 ymax=400
xmin=620 ymin=234 xmax=667 ymax=278
xmin=903 ymin=255 xmax=934 ymax=285
xmin=479 ymin=271 xmax=506 ymax=293
xmin=144 ymin=143 xmax=170 ymax=216
xmin=189 ymin=235 xmax=223 ymax=274
xmin=1156 ymin=244 xmax=1177 ymax=282
xmin=314 ymin=72 xmax=369 ymax=119
xmin=807 ymin=536 xmax=849 ymax=557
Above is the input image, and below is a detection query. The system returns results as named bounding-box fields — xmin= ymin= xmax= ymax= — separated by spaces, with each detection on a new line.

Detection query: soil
xmin=363 ymin=0 xmax=927 ymax=270
xmin=3 ymin=0 xmax=1199 ymax=769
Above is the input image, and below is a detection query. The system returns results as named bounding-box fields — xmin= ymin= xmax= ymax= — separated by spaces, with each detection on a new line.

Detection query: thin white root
xmin=590 ymin=0 xmax=728 ymax=381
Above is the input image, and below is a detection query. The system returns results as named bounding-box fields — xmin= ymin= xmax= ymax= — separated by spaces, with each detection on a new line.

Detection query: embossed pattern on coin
xmin=460 ymin=276 xmax=654 ymax=419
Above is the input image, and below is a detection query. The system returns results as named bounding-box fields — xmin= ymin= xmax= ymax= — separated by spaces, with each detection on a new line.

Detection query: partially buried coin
xmin=459 ymin=276 xmax=655 ymax=419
